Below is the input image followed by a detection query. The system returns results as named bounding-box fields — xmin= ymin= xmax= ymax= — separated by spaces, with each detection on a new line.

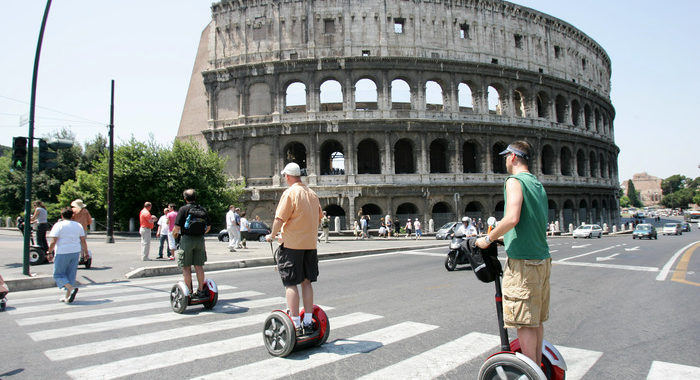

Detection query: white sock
xmin=303 ymin=313 xmax=313 ymax=325
xmin=292 ymin=316 xmax=301 ymax=328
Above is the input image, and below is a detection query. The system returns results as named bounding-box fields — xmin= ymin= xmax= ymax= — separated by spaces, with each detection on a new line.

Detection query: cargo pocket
xmin=502 ymin=286 xmax=532 ymax=326
xmin=176 ymin=249 xmax=185 ymax=268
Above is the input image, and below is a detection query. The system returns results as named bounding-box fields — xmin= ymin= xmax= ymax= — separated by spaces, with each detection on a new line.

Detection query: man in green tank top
xmin=476 ymin=140 xmax=551 ymax=367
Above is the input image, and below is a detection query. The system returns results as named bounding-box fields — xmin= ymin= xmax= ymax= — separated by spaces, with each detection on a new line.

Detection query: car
xmin=680 ymin=222 xmax=691 ymax=232
xmin=218 ymin=221 xmax=271 ymax=242
xmin=632 ymin=224 xmax=657 ymax=240
xmin=572 ymin=224 xmax=603 ymax=238
xmin=662 ymin=223 xmax=682 ymax=236
xmin=435 ymin=222 xmax=459 ymax=240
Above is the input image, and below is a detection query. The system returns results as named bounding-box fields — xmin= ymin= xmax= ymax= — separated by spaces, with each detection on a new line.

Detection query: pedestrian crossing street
xmin=8 ymin=277 xmax=700 ymax=380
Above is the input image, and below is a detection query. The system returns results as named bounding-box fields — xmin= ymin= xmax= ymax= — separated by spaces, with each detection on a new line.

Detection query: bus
xmin=686 ymin=211 xmax=700 ymax=224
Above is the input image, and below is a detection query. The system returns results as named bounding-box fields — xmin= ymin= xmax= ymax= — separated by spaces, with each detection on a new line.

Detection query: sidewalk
xmin=0 ymin=229 xmax=444 ymax=292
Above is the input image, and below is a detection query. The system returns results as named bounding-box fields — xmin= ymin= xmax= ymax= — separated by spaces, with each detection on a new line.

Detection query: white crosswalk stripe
xmin=647 ymin=361 xmax=700 ymax=379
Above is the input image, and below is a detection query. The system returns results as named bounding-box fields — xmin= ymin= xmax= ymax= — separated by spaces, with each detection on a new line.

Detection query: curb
xmin=5 ymin=275 xmax=56 ymax=292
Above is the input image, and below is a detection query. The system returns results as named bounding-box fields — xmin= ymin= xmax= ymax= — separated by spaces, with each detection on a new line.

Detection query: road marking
xmin=624 ymin=246 xmax=640 ymax=252
xmin=595 ymin=253 xmax=619 ymax=262
xmin=17 ymin=290 xmax=262 ymax=326
xmin=28 ymin=295 xmax=286 ymax=341
xmin=193 ymin=321 xmax=439 ymax=380
xmin=556 ymin=346 xmax=603 ymax=380
xmin=400 ymin=251 xmax=446 ymax=258
xmin=571 ymin=244 xmax=592 ymax=249
xmin=553 ymin=261 xmax=658 ymax=272
xmin=647 ymin=360 xmax=700 ymax=379
xmin=556 ymin=245 xmax=621 ymax=262
xmin=670 ymin=242 xmax=700 ymax=287
xmin=355 ymin=332 xmax=500 ymax=380
xmin=656 ymin=240 xmax=700 ymax=281
xmin=66 ymin=312 xmax=383 ymax=380
xmin=550 ymin=250 xmax=559 ymax=253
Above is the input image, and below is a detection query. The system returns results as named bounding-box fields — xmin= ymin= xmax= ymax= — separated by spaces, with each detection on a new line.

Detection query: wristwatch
xmin=484 ymin=235 xmax=492 ymax=244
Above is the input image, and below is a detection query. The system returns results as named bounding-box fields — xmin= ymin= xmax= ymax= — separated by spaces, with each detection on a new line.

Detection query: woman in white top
xmin=239 ymin=211 xmax=249 ymax=249
xmin=48 ymin=207 xmax=87 ymax=303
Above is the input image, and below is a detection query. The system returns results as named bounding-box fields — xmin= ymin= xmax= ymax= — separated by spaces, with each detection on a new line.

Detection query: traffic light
xmin=11 ymin=137 xmax=27 ymax=170
xmin=38 ymin=139 xmax=58 ymax=171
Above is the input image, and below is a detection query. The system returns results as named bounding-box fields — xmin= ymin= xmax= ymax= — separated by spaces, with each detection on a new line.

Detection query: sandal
xmin=67 ymin=288 xmax=78 ymax=303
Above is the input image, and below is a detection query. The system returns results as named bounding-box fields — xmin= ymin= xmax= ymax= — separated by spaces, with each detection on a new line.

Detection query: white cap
xmin=462 ymin=216 xmax=470 ymax=222
xmin=281 ymin=162 xmax=301 ymax=177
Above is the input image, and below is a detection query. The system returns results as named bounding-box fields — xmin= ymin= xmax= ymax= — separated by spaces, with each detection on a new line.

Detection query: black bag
xmin=183 ymin=204 xmax=208 ymax=236
xmin=465 ymin=237 xmax=502 ymax=283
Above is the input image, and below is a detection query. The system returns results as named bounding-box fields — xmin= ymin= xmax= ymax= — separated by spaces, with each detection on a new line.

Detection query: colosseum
xmin=177 ymin=0 xmax=620 ymax=232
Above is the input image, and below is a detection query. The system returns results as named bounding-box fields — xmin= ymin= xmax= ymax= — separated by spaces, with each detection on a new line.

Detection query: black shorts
xmin=277 ymin=246 xmax=319 ymax=286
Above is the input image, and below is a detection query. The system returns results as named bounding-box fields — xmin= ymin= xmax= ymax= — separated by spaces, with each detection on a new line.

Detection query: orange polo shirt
xmin=140 ymin=208 xmax=154 ymax=229
xmin=275 ymin=183 xmax=322 ymax=250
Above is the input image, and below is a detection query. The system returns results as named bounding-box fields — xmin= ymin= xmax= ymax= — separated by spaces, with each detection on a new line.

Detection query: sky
xmin=1 ymin=1 xmax=698 ymax=183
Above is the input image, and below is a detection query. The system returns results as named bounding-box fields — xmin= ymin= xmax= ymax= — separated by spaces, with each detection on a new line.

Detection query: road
xmin=2 ymin=232 xmax=699 ymax=379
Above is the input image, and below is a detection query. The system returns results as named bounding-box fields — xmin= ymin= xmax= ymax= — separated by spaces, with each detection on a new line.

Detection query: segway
xmin=477 ymin=241 xmax=566 ymax=380
xmin=169 ymin=278 xmax=218 ymax=314
xmin=262 ymin=242 xmax=330 ymax=357
xmin=0 ymin=274 xmax=8 ymax=312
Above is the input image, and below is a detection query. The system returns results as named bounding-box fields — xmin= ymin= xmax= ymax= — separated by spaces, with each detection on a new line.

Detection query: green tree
xmin=0 ymin=152 xmax=26 ymax=217
xmin=57 ymin=170 xmax=106 ymax=224
xmin=619 ymin=195 xmax=631 ymax=208
xmin=661 ymin=174 xmax=689 ymax=195
xmin=626 ymin=180 xmax=643 ymax=208
xmin=661 ymin=188 xmax=695 ymax=209
xmin=79 ymin=134 xmax=107 ymax=172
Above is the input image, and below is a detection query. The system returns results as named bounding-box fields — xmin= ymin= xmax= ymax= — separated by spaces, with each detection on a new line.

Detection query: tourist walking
xmin=48 ymin=207 xmax=87 ymax=303
xmin=156 ymin=208 xmax=170 ymax=259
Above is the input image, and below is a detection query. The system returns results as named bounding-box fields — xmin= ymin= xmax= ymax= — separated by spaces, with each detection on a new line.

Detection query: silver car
xmin=573 ymin=224 xmax=603 ymax=238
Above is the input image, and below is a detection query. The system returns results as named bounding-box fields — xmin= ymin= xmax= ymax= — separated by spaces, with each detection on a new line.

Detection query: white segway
xmin=170 ymin=278 xmax=218 ymax=314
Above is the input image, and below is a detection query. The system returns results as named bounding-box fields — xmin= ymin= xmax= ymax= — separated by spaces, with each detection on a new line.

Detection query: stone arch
xmin=579 ymin=199 xmax=588 ymax=225
xmin=563 ymin=199 xmax=575 ymax=229
xmin=463 ymin=140 xmax=480 ymax=173
xmin=429 ymin=138 xmax=449 ymax=173
xmin=487 ymin=85 xmax=502 ymax=115
xmin=560 ymin=146 xmax=573 ymax=176
xmin=285 ymin=81 xmax=306 ymax=113
xmin=432 ymin=201 xmax=455 ymax=228
xmin=220 ymin=146 xmax=240 ymax=177
xmin=355 ymin=78 xmax=378 ymax=110
xmin=394 ymin=138 xmax=415 ymax=174
xmin=589 ymin=151 xmax=598 ymax=178
xmin=548 ymin=199 xmax=557 ymax=224
xmin=458 ymin=82 xmax=474 ymax=112
xmin=576 ymin=149 xmax=586 ymax=176
xmin=361 ymin=203 xmax=383 ymax=228
xmin=591 ymin=199 xmax=600 ymax=224
xmin=599 ymin=153 xmax=607 ymax=179
xmin=216 ymin=86 xmax=239 ymax=119
xmin=396 ymin=202 xmax=419 ymax=227
xmin=357 ymin=138 xmax=381 ymax=174
xmin=283 ymin=141 xmax=307 ymax=174
xmin=391 ymin=78 xmax=411 ymax=110
xmin=513 ymin=88 xmax=527 ymax=117
xmin=584 ymin=104 xmax=592 ymax=131
xmin=555 ymin=95 xmax=568 ymax=123
xmin=495 ymin=200 xmax=505 ymax=220
xmin=595 ymin=108 xmax=602 ymax=134
xmin=425 ymin=80 xmax=444 ymax=111
xmin=249 ymin=143 xmax=272 ymax=178
xmin=320 ymin=79 xmax=343 ymax=111
xmin=571 ymin=100 xmax=582 ymax=127
xmin=249 ymin=82 xmax=271 ymax=115
xmin=492 ymin=141 xmax=508 ymax=174
xmin=320 ymin=139 xmax=344 ymax=175
xmin=541 ymin=145 xmax=556 ymax=175
xmin=464 ymin=201 xmax=484 ymax=220
xmin=324 ymin=204 xmax=346 ymax=230
xmin=536 ymin=91 xmax=550 ymax=119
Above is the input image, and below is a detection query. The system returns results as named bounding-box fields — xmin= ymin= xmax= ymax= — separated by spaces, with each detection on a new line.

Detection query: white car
xmin=573 ymin=224 xmax=603 ymax=238
xmin=662 ymin=223 xmax=682 ymax=236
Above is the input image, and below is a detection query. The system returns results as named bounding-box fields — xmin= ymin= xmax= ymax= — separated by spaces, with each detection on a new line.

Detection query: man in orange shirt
xmin=139 ymin=202 xmax=155 ymax=261
xmin=266 ymin=162 xmax=323 ymax=335
xmin=71 ymin=199 xmax=92 ymax=233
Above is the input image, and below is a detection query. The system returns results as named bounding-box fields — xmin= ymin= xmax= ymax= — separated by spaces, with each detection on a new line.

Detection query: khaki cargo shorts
xmin=502 ymin=257 xmax=551 ymax=329
xmin=177 ymin=235 xmax=207 ymax=267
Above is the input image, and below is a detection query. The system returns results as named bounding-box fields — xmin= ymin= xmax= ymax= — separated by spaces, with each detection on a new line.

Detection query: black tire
xmin=0 ymin=300 xmax=5 ymax=312
xmin=170 ymin=285 xmax=188 ymax=314
xmin=444 ymin=252 xmax=457 ymax=271
xmin=479 ymin=353 xmax=543 ymax=380
xmin=598 ymin=233 xmax=601 ymax=238
xmin=263 ymin=311 xmax=296 ymax=357
xmin=29 ymin=247 xmax=45 ymax=265
xmin=258 ymin=234 xmax=266 ymax=242
xmin=203 ymin=291 xmax=218 ymax=310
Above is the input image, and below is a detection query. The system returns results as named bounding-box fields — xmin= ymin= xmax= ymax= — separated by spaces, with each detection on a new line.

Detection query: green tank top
xmin=503 ymin=172 xmax=550 ymax=260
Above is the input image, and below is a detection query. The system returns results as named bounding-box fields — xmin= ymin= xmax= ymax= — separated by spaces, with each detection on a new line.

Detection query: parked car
xmin=680 ymin=222 xmax=691 ymax=232
xmin=632 ymin=224 xmax=657 ymax=240
xmin=572 ymin=224 xmax=603 ymax=238
xmin=435 ymin=222 xmax=459 ymax=240
xmin=662 ymin=223 xmax=682 ymax=236
xmin=218 ymin=221 xmax=271 ymax=242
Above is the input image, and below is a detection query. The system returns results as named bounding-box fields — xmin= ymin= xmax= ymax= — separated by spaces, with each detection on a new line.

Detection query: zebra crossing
xmin=7 ymin=277 xmax=700 ymax=380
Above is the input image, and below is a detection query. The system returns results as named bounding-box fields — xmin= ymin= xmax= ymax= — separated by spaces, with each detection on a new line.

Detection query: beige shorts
xmin=502 ymin=257 xmax=551 ymax=328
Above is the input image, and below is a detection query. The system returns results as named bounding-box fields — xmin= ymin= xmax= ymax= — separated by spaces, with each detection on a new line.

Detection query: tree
xmin=79 ymin=134 xmax=107 ymax=172
xmin=619 ymin=195 xmax=631 ymax=208
xmin=626 ymin=180 xmax=643 ymax=208
xmin=661 ymin=175 xmax=689 ymax=195
xmin=661 ymin=188 xmax=695 ymax=209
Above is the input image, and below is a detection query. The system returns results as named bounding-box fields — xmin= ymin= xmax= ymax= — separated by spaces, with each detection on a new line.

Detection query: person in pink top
xmin=166 ymin=203 xmax=177 ymax=260
xmin=139 ymin=202 xmax=155 ymax=261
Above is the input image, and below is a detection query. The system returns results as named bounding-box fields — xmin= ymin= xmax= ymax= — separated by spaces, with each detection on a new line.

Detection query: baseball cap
xmin=499 ymin=144 xmax=529 ymax=159
xmin=281 ymin=162 xmax=301 ymax=177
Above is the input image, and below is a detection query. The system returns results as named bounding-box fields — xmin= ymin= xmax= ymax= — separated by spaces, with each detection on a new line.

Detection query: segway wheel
xmin=170 ymin=285 xmax=189 ymax=314
xmin=302 ymin=305 xmax=331 ymax=346
xmin=29 ymin=247 xmax=45 ymax=265
xmin=479 ymin=353 xmax=545 ymax=380
xmin=444 ymin=252 xmax=457 ymax=271
xmin=263 ymin=311 xmax=296 ymax=357
xmin=203 ymin=291 xmax=218 ymax=310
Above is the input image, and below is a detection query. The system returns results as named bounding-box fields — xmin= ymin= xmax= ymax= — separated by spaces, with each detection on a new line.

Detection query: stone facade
xmin=621 ymin=173 xmax=662 ymax=206
xmin=177 ymin=0 xmax=620 ymax=230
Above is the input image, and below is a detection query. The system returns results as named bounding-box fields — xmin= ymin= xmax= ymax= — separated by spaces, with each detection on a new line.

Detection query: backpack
xmin=465 ymin=237 xmax=502 ymax=283
xmin=183 ymin=204 xmax=208 ymax=236
xmin=322 ymin=217 xmax=329 ymax=228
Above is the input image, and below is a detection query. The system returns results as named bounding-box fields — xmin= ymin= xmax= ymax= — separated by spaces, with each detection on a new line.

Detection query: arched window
xmin=536 ymin=92 xmax=549 ymax=119
xmin=396 ymin=203 xmax=419 ymax=225
xmin=541 ymin=145 xmax=556 ymax=175
xmin=495 ymin=201 xmax=505 ymax=220
xmin=488 ymin=86 xmax=501 ymax=115
xmin=560 ymin=147 xmax=573 ymax=176
xmin=285 ymin=82 xmax=306 ymax=113
xmin=579 ymin=200 xmax=588 ymax=225
xmin=584 ymin=105 xmax=592 ymax=130
xmin=425 ymin=81 xmax=444 ymax=111
xmin=324 ymin=204 xmax=346 ymax=230
xmin=513 ymin=89 xmax=526 ymax=117
xmin=355 ymin=78 xmax=378 ymax=110
xmin=463 ymin=140 xmax=479 ymax=173
xmin=577 ymin=149 xmax=586 ymax=176
xmin=548 ymin=199 xmax=557 ymax=224
xmin=432 ymin=202 xmax=454 ymax=227
xmin=464 ymin=201 xmax=483 ymax=220
xmin=589 ymin=152 xmax=598 ymax=178
xmin=391 ymin=79 xmax=411 ymax=110
xmin=555 ymin=95 xmax=567 ymax=123
xmin=429 ymin=139 xmax=449 ymax=173
xmin=458 ymin=83 xmax=474 ymax=112
xmin=571 ymin=100 xmax=581 ymax=127
xmin=320 ymin=80 xmax=343 ymax=111
xmin=361 ymin=204 xmax=383 ymax=228
xmin=599 ymin=154 xmax=607 ymax=179
xmin=595 ymin=109 xmax=602 ymax=134
xmin=394 ymin=139 xmax=415 ymax=174
xmin=320 ymin=140 xmax=344 ymax=175
xmin=283 ymin=142 xmax=307 ymax=175
xmin=357 ymin=139 xmax=381 ymax=174
xmin=492 ymin=142 xmax=508 ymax=174
xmin=563 ymin=199 xmax=575 ymax=229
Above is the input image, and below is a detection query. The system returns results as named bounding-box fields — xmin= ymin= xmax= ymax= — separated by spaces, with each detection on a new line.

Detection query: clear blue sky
xmin=1 ymin=1 xmax=698 ymax=183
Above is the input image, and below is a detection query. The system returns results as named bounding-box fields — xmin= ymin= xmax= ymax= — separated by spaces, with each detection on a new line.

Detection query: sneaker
xmin=169 ymin=256 xmax=175 ymax=261
xmin=194 ymin=289 xmax=208 ymax=298
xmin=302 ymin=321 xmax=317 ymax=335
xmin=295 ymin=326 xmax=304 ymax=336
xmin=229 ymin=247 xmax=236 ymax=252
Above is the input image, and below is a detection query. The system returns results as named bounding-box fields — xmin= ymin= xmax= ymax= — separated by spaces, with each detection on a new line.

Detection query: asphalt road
xmin=2 ymin=232 xmax=699 ymax=379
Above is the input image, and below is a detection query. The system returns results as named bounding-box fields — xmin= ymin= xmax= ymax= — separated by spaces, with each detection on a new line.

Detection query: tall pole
xmin=106 ymin=80 xmax=115 ymax=243
xmin=23 ymin=0 xmax=52 ymax=276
